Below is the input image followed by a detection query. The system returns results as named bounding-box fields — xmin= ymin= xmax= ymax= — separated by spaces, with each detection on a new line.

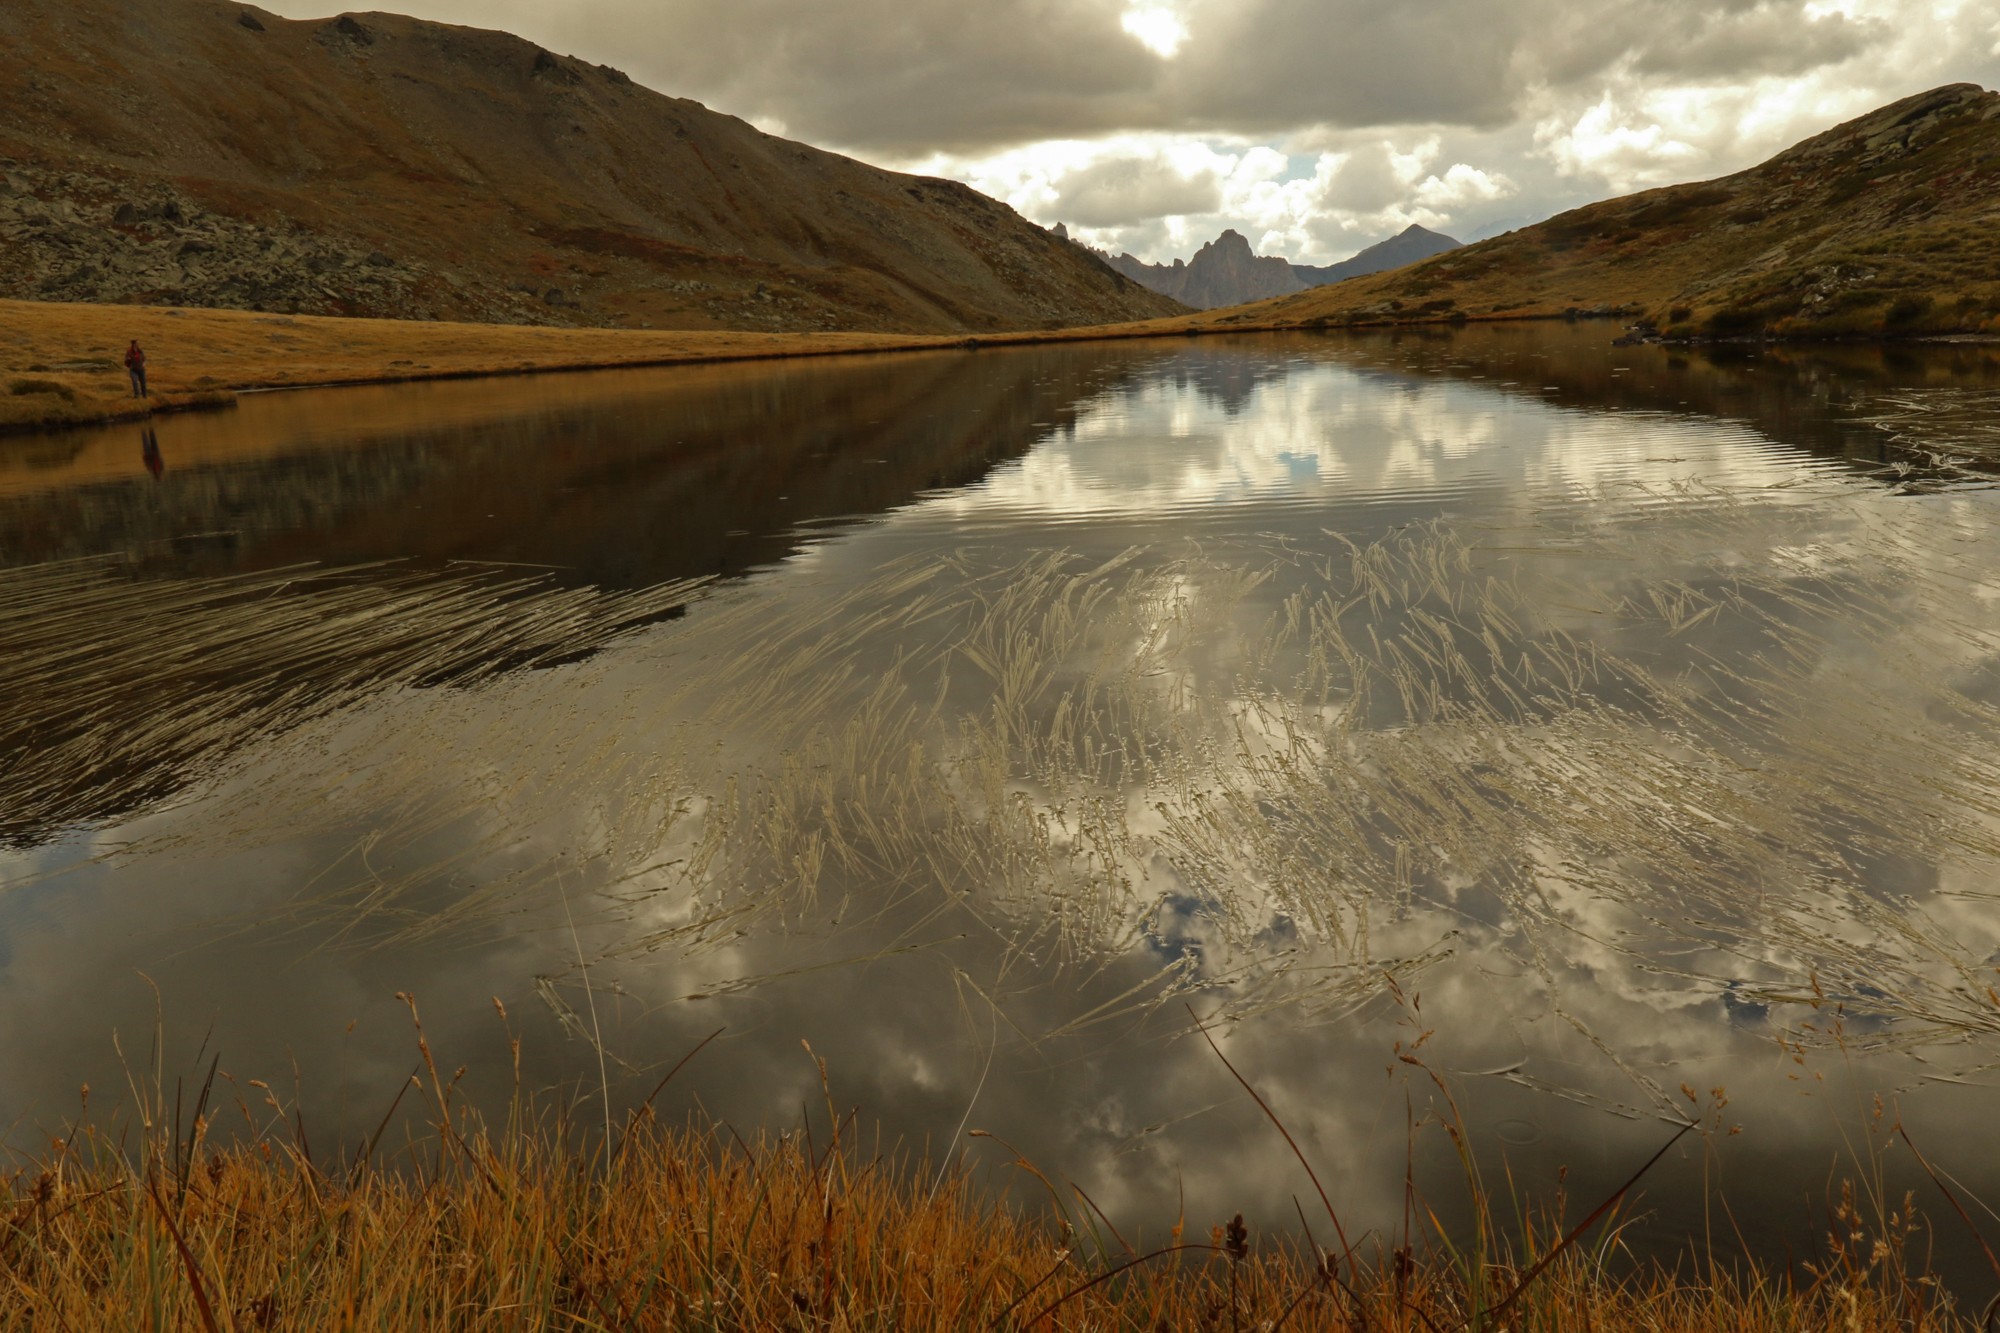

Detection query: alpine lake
xmin=8 ymin=322 xmax=2000 ymax=1292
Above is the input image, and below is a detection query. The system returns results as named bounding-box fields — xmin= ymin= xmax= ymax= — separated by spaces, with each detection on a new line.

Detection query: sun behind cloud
xmin=1121 ymin=3 xmax=1188 ymax=59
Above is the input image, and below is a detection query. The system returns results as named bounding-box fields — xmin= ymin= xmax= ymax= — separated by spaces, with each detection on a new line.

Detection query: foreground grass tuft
xmin=4 ymin=1127 xmax=1972 ymax=1330
xmin=0 ymin=1045 xmax=1976 ymax=1332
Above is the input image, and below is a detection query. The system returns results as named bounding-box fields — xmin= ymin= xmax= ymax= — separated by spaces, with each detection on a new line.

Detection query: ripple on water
xmin=8 ymin=327 xmax=2000 ymax=1286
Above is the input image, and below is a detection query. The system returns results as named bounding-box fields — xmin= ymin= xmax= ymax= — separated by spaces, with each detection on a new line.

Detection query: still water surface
xmin=7 ymin=325 xmax=2000 ymax=1282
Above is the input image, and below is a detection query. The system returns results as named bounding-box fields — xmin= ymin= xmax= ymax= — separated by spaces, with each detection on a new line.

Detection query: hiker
xmin=125 ymin=340 xmax=148 ymax=398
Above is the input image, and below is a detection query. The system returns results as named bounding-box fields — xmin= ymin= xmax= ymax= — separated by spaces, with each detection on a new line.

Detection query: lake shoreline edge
xmin=5 ymin=1073 xmax=1979 ymax=1331
xmin=6 ymin=296 xmax=1995 ymax=440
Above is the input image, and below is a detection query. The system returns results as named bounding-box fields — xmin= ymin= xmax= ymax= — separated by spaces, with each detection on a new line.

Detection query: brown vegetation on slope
xmin=0 ymin=0 xmax=1182 ymax=335
xmin=1189 ymin=85 xmax=2000 ymax=340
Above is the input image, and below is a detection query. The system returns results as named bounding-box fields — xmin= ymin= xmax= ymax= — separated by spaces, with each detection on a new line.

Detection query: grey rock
xmin=1103 ymin=230 xmax=1304 ymax=309
xmin=532 ymin=49 xmax=580 ymax=85
xmin=1292 ymin=224 xmax=1462 ymax=287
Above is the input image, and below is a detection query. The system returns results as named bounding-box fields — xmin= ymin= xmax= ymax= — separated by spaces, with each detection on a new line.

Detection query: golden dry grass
xmin=0 ymin=1014 xmax=1974 ymax=1333
xmin=0 ymin=297 xmax=1220 ymax=435
xmin=0 ymin=298 xmax=933 ymax=431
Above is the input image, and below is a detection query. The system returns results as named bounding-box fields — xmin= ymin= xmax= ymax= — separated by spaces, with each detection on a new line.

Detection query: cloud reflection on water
xmin=5 ymin=328 xmax=2000 ymax=1280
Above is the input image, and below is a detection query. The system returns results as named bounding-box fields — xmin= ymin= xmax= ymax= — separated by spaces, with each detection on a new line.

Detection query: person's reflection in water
xmin=141 ymin=428 xmax=163 ymax=480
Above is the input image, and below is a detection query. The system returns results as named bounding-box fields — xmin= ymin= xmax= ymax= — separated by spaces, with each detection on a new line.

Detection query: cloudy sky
xmin=266 ymin=0 xmax=2000 ymax=265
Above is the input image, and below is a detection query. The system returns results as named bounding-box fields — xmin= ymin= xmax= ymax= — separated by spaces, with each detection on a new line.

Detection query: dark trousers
xmin=129 ymin=366 xmax=147 ymax=398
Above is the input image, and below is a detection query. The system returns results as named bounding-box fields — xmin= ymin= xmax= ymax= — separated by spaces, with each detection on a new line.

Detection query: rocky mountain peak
xmin=1103 ymin=229 xmax=1304 ymax=309
xmin=1290 ymin=225 xmax=1462 ymax=288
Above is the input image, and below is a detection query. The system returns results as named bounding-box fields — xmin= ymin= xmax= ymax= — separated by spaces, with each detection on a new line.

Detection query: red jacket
xmin=125 ymin=344 xmax=146 ymax=369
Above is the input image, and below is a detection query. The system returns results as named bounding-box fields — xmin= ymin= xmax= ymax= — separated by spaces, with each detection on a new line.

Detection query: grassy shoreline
xmin=2 ymin=1007 xmax=1987 ymax=1331
xmin=0 ymin=298 xmax=1211 ymax=437
xmin=8 ymin=298 xmax=1993 ymax=439
xmin=4 ymin=1086 xmax=1977 ymax=1331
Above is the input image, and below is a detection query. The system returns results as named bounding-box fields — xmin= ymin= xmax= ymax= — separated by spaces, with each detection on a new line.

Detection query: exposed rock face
xmin=1291 ymin=224 xmax=1461 ymax=286
xmin=1099 ymin=225 xmax=1462 ymax=309
xmin=0 ymin=0 xmax=1182 ymax=332
xmin=0 ymin=163 xmax=432 ymax=318
xmin=1102 ymin=230 xmax=1307 ymax=309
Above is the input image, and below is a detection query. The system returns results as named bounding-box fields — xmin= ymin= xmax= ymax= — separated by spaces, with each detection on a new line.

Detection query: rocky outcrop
xmin=0 ymin=163 xmax=451 ymax=319
xmin=1098 ymin=225 xmax=1463 ymax=310
xmin=1291 ymin=224 xmax=1461 ymax=287
xmin=1102 ymin=230 xmax=1306 ymax=309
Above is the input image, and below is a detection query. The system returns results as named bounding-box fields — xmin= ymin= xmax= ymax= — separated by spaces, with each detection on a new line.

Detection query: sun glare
xmin=1120 ymin=3 xmax=1188 ymax=59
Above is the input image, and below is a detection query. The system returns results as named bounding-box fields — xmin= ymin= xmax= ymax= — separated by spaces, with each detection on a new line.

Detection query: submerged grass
xmin=0 ymin=1012 xmax=1980 ymax=1331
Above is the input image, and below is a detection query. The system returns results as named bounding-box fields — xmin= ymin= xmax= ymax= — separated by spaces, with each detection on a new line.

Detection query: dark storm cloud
xmin=1164 ymin=0 xmax=1890 ymax=137
xmin=271 ymin=0 xmax=1900 ymax=153
xmin=461 ymin=0 xmax=1169 ymax=148
xmin=572 ymin=0 xmax=1886 ymax=152
xmin=1630 ymin=5 xmax=1882 ymax=79
xmin=1161 ymin=0 xmax=1535 ymax=134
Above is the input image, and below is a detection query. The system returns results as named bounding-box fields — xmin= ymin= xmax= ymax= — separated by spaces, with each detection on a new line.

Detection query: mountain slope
xmin=1101 ymin=230 xmax=1306 ymax=309
xmin=1290 ymin=224 xmax=1460 ymax=286
xmin=0 ymin=0 xmax=1182 ymax=333
xmin=1208 ymin=85 xmax=2000 ymax=338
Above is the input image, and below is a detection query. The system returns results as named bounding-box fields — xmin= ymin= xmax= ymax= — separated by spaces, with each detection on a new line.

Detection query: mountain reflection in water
xmin=5 ymin=325 xmax=2000 ymax=1289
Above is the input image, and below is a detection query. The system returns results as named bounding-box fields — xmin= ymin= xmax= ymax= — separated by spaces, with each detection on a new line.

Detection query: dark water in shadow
xmin=6 ymin=325 xmax=2000 ymax=1294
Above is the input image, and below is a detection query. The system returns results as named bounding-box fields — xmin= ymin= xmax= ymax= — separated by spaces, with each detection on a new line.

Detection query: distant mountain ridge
xmin=1209 ymin=84 xmax=2000 ymax=339
xmin=0 ymin=0 xmax=1182 ymax=332
xmin=1100 ymin=224 xmax=1462 ymax=309
xmin=1290 ymin=225 xmax=1462 ymax=285
xmin=1101 ymin=230 xmax=1304 ymax=309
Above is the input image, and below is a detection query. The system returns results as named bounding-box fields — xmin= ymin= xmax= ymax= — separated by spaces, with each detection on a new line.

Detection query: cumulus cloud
xmin=1050 ymin=152 xmax=1225 ymax=227
xmin=1536 ymin=94 xmax=1710 ymax=188
xmin=925 ymin=129 xmax=1523 ymax=264
xmin=257 ymin=0 xmax=2000 ymax=263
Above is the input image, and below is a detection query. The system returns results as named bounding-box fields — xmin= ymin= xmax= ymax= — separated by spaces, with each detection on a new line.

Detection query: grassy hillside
xmin=0 ymin=0 xmax=1180 ymax=334
xmin=1195 ymin=84 xmax=2000 ymax=339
